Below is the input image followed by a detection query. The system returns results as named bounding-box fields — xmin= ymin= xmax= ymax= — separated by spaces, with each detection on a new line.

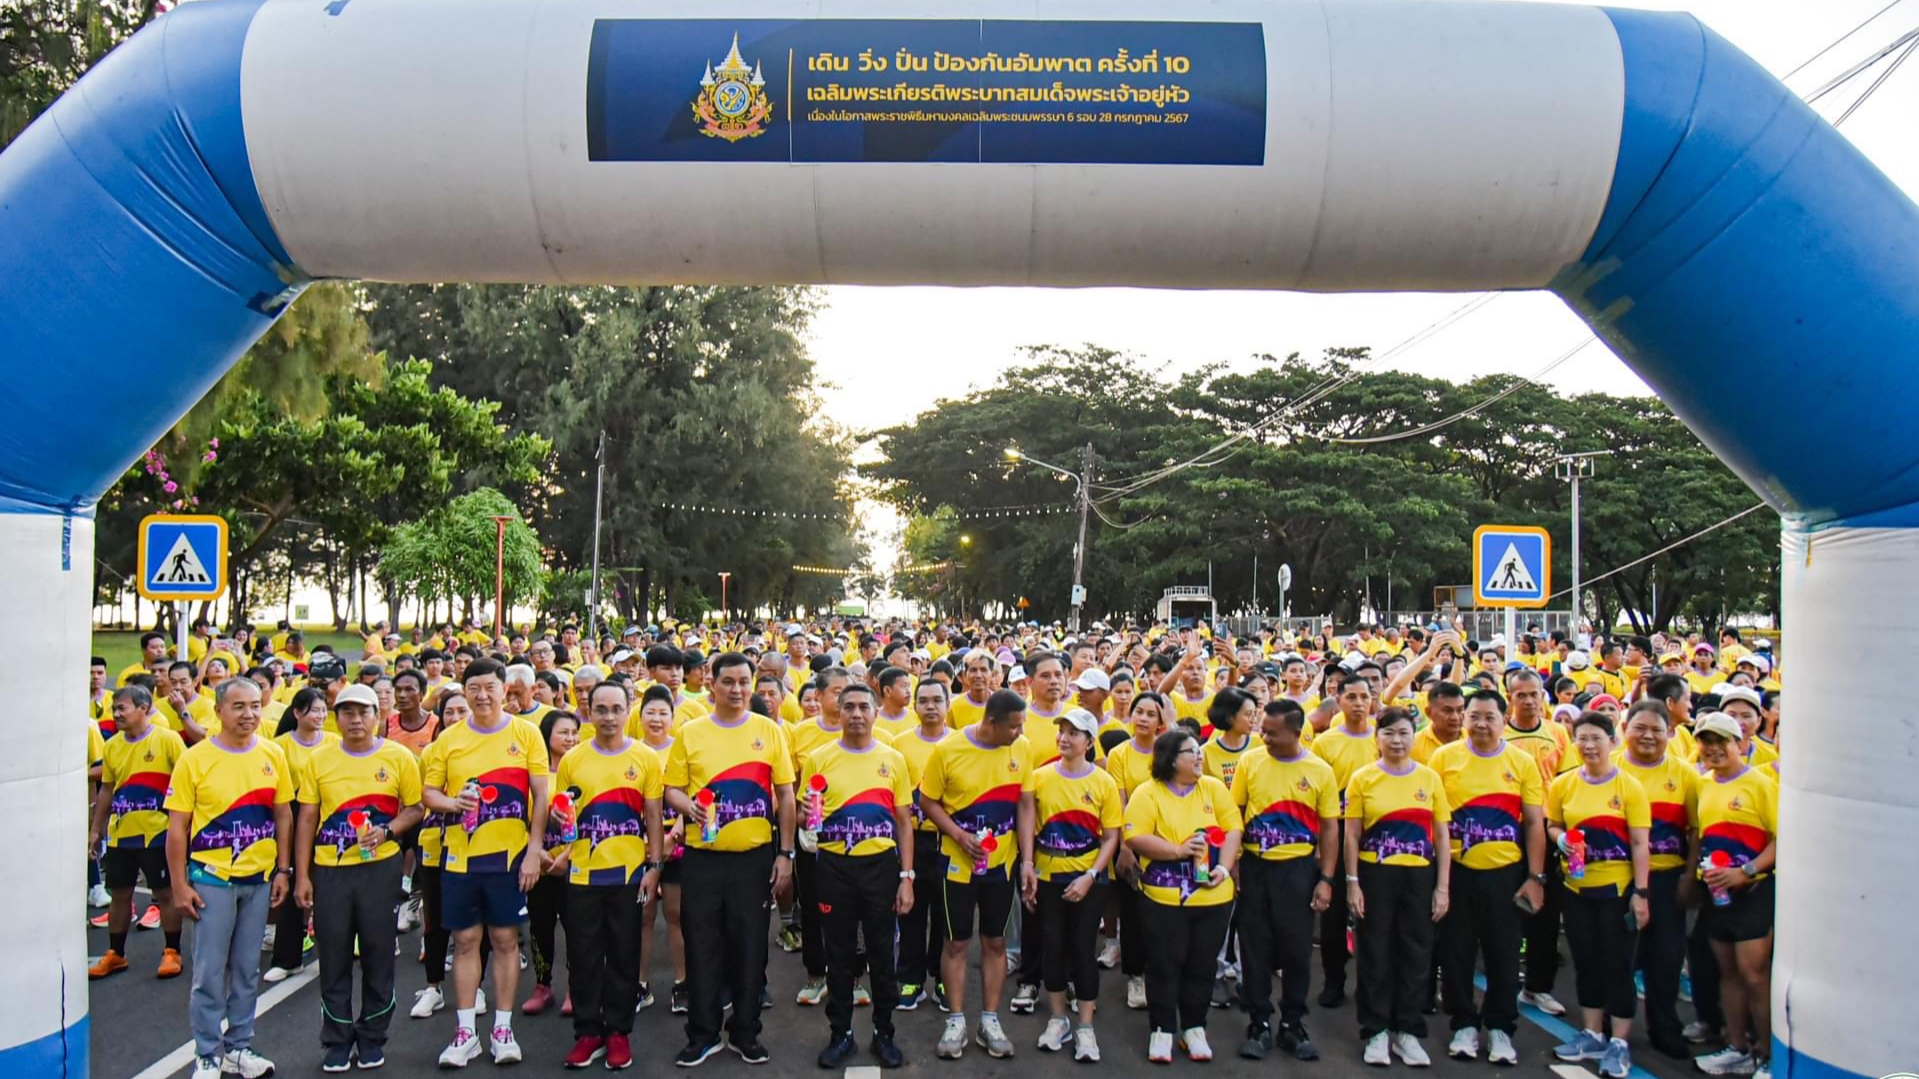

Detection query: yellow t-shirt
xmin=1105 ymin=738 xmax=1157 ymax=799
xmin=1312 ymin=722 xmax=1381 ymax=797
xmin=87 ymin=721 xmax=106 ymax=774
xmin=1685 ymin=670 xmax=1721 ymax=696
xmin=1429 ymin=740 xmax=1545 ymax=870
xmin=800 ymin=739 xmax=914 ymax=857
xmin=296 ymin=738 xmax=424 ymax=867
xmin=164 ymin=736 xmax=294 ymax=882
xmin=1615 ymin=751 xmax=1698 ymax=873
xmin=947 ymin=692 xmax=990 ymax=730
xmin=555 ymin=737 xmax=665 ymax=885
xmin=157 ymin=694 xmax=218 ymax=737
xmin=891 ymin=727 xmax=953 ymax=833
xmin=1031 ymin=761 xmax=1123 ymax=880
xmin=417 ymin=741 xmax=448 ymax=869
xmin=1170 ymin=690 xmax=1217 ymax=737
xmin=422 ymin=716 xmax=550 ymax=874
xmin=101 ymin=726 xmax=187 ymax=848
xmin=1503 ymin=719 xmax=1569 ymax=784
xmin=1123 ymin=776 xmax=1241 ymax=907
xmin=1695 ymin=765 xmax=1778 ymax=882
xmin=1345 ymin=760 xmax=1451 ymax=867
xmin=1231 ymin=747 xmax=1338 ymax=863
xmin=116 ymin=662 xmax=150 ymax=688
xmin=664 ymin=712 xmax=795 ymax=853
xmin=787 ymin=717 xmax=895 ymax=775
xmin=1201 ymin=734 xmax=1254 ymax=790
xmin=273 ymin=729 xmax=339 ymax=786
xmin=920 ymin=729 xmax=1034 ymax=883
xmin=1546 ymin=767 xmax=1651 ymax=892
xmin=873 ymin=710 xmax=917 ymax=742
xmin=1410 ymin=726 xmax=1456 ymax=766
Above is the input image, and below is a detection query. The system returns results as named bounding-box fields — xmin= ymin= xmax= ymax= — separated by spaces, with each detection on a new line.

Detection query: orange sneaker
xmin=156 ymin=948 xmax=184 ymax=979
xmin=89 ymin=950 xmax=129 ymax=979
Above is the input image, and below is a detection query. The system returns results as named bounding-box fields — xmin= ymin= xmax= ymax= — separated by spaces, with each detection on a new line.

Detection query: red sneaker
xmin=89 ymin=911 xmax=110 ymax=928
xmin=563 ymin=1035 xmax=605 ymax=1069
xmin=138 ymin=904 xmax=162 ymax=930
xmin=561 ymin=993 xmax=573 ymax=1017
xmin=605 ymin=1033 xmax=632 ymax=1070
xmin=523 ymin=983 xmax=555 ymax=1015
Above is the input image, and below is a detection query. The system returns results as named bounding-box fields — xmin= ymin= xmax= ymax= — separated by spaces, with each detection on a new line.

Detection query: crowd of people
xmin=82 ymin=614 xmax=1781 ymax=1078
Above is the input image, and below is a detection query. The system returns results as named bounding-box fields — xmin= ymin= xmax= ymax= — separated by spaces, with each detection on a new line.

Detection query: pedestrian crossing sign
xmin=137 ymin=514 xmax=228 ymax=601
xmin=1472 ymin=525 xmax=1550 ymax=608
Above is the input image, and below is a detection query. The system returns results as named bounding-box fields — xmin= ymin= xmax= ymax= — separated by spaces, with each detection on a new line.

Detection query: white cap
xmin=1717 ymin=685 xmax=1765 ymax=712
xmin=1563 ymin=650 xmax=1590 ymax=670
xmin=607 ymin=649 xmax=635 ymax=665
xmin=1489 ymin=634 xmax=1507 ymax=648
xmin=1058 ymin=709 xmax=1101 ymax=737
xmin=1072 ymin=668 xmax=1111 ymax=692
xmin=1693 ymin=711 xmax=1744 ymax=741
xmin=334 ymin=684 xmax=379 ymax=710
xmin=1009 ymin=665 xmax=1030 ymax=683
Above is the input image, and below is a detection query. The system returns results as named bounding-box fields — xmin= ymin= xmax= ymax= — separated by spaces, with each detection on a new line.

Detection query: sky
xmin=802 ymin=0 xmax=1919 ymax=581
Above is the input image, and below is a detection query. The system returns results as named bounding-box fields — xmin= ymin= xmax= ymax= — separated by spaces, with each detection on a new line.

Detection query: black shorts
xmin=1706 ymin=876 xmax=1775 ymax=943
xmin=657 ymin=858 xmax=683 ymax=887
xmin=102 ymin=845 xmax=170 ymax=892
xmin=942 ymin=859 xmax=1014 ymax=943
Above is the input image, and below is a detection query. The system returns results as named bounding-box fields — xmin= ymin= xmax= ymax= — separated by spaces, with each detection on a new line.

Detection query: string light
xmin=658 ymin=500 xmax=1072 ymax=520
xmin=790 ymin=561 xmax=955 ymax=576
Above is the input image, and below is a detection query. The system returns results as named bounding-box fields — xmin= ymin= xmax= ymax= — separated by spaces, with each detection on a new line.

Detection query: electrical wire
xmin=1325 ymin=338 xmax=1595 ymax=445
xmin=1833 ymin=32 xmax=1919 ymax=125
xmin=1804 ymin=25 xmax=1919 ymax=103
xmin=1543 ymin=502 xmax=1772 ymax=601
xmin=1783 ymin=0 xmax=1910 ymax=80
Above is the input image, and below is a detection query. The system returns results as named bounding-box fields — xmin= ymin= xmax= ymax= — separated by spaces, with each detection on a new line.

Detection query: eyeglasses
xmin=1176 ymin=746 xmax=1201 ymax=757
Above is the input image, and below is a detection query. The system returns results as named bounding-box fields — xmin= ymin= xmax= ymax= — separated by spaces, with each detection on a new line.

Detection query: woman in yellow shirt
xmin=1122 ymin=729 xmax=1242 ymax=1064
xmin=1106 ymin=690 xmax=1168 ymax=1009
xmin=1544 ymin=712 xmax=1650 ymax=1078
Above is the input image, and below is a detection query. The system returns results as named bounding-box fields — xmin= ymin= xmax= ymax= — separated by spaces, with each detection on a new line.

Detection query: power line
xmin=1833 ymin=32 xmax=1919 ymax=125
xmin=1325 ymin=338 xmax=1596 ymax=445
xmin=1804 ymin=24 xmax=1919 ymax=104
xmin=1542 ymin=502 xmax=1772 ymax=601
xmin=1783 ymin=0 xmax=1910 ymax=80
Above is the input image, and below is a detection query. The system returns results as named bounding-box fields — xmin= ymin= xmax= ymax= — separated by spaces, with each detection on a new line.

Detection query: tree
xmin=3 ymin=0 xmax=157 ymax=150
xmin=380 ymin=489 xmax=544 ymax=627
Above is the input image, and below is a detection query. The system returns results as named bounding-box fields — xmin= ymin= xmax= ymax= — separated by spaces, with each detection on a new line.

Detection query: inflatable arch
xmin=2 ymin=0 xmax=1915 ymax=1074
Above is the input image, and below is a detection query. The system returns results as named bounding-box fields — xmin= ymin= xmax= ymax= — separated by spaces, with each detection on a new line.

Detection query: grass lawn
xmin=92 ymin=628 xmax=371 ymax=673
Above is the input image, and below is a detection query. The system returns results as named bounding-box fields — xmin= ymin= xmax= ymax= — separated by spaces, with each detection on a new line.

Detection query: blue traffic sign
xmin=137 ymin=514 xmax=229 ymax=601
xmin=1472 ymin=525 xmax=1550 ymax=608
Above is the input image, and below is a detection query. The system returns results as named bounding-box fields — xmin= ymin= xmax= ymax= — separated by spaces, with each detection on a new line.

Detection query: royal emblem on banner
xmin=692 ymin=33 xmax=773 ymax=142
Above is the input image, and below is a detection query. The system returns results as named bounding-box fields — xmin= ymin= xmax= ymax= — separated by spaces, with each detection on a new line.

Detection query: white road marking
xmin=845 ymin=1067 xmax=883 ymax=1079
xmin=1552 ymin=1064 xmax=1597 ymax=1079
xmin=127 ymin=965 xmax=320 ymax=1079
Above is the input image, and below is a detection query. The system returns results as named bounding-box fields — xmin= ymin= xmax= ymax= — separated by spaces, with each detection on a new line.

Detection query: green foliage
xmin=381 ymin=489 xmax=544 ymax=616
xmin=2 ymin=0 xmax=153 ymax=150
xmin=363 ymin=284 xmax=857 ymax=622
xmin=868 ymin=349 xmax=1777 ymax=631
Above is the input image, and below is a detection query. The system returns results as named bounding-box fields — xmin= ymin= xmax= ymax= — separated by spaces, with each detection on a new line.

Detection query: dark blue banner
xmin=586 ymin=19 xmax=1266 ymax=165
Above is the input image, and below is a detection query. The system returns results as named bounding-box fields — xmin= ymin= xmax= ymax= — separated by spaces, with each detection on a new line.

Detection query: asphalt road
xmin=87 ymin=889 xmax=1705 ymax=1079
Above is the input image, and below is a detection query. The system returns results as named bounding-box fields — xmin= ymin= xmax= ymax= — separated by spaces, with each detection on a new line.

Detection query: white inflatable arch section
xmin=1 ymin=2 xmax=1915 ymax=1075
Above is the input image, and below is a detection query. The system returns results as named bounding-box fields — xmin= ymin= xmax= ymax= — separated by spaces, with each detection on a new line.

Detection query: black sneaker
xmin=818 ymin=1032 xmax=859 ymax=1069
xmin=1283 ymin=1023 xmax=1320 ymax=1061
xmin=872 ymin=1032 xmax=905 ymax=1069
xmin=323 ymin=1044 xmax=354 ymax=1073
xmin=1317 ymin=985 xmax=1345 ymax=1009
xmin=760 ymin=984 xmax=773 ymax=1011
xmin=929 ymin=982 xmax=951 ymax=1013
xmin=355 ymin=1044 xmax=386 ymax=1070
xmin=730 ymin=1038 xmax=770 ymax=1065
xmin=671 ymin=982 xmax=690 ymax=1015
xmin=674 ymin=1040 xmax=723 ymax=1068
xmin=896 ymin=983 xmax=922 ymax=1012
xmin=1240 ymin=1024 xmax=1274 ymax=1060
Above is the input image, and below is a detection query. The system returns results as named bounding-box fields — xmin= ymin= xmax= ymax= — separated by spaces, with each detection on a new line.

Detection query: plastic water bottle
xmin=697 ymin=789 xmax=719 ymax=844
xmin=553 ymin=790 xmax=578 ymax=844
xmin=806 ymin=773 xmax=827 ymax=831
xmin=1565 ymin=828 xmax=1587 ymax=881
xmin=460 ymin=779 xmax=482 ymax=833
xmin=975 ymin=830 xmax=997 ymax=876
xmin=1704 ymin=850 xmax=1734 ymax=906
xmin=348 ymin=810 xmax=374 ymax=861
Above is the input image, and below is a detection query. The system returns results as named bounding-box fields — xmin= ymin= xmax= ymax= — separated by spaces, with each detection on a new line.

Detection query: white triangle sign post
xmin=1484 ymin=542 xmax=1537 ymax=594
xmin=151 ymin=533 xmax=212 ymax=586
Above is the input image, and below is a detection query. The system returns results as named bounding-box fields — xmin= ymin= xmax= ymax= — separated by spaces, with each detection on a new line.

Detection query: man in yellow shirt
xmin=117 ymin=631 xmax=171 ymax=686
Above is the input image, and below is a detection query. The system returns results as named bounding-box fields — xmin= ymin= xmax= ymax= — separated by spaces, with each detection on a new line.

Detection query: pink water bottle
xmin=697 ymin=789 xmax=719 ymax=844
xmin=552 ymin=791 xmax=578 ymax=844
xmin=460 ymin=779 xmax=483 ymax=833
xmin=1704 ymin=850 xmax=1734 ymax=906
xmin=975 ymin=830 xmax=997 ymax=875
xmin=1565 ymin=828 xmax=1587 ymax=881
xmin=806 ymin=774 xmax=827 ymax=831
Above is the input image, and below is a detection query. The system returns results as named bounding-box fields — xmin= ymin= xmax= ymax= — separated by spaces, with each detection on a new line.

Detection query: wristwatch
xmin=1318 ymin=873 xmax=1336 ymax=887
xmin=900 ymin=870 xmax=917 ymax=881
xmin=1533 ymin=872 xmax=1550 ymax=885
xmin=273 ymin=866 xmax=292 ymax=878
xmin=1739 ymin=861 xmax=1759 ymax=878
xmin=778 ymin=849 xmax=796 ymax=860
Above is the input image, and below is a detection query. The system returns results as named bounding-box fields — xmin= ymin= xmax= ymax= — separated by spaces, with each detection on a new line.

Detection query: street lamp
xmin=1005 ymin=442 xmax=1097 ymax=632
xmin=488 ymin=514 xmax=514 ymax=637
xmin=1554 ymin=452 xmax=1602 ymax=638
xmin=959 ymin=534 xmax=972 ymax=547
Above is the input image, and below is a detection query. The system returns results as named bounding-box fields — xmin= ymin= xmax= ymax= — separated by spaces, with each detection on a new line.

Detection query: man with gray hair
xmin=166 ymin=677 xmax=294 ymax=1079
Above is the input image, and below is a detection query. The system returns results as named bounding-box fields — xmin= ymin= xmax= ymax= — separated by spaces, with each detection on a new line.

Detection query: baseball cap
xmin=1009 ymin=665 xmax=1029 ymax=683
xmin=1693 ymin=642 xmax=1715 ymax=654
xmin=607 ymin=649 xmax=634 ymax=666
xmin=1058 ymin=709 xmax=1100 ymax=737
xmin=1657 ymin=651 xmax=1685 ymax=664
xmin=1564 ymin=650 xmax=1590 ymax=670
xmin=308 ymin=657 xmax=348 ymax=683
xmin=1072 ymin=669 xmax=1111 ymax=692
xmin=1693 ymin=711 xmax=1743 ymax=741
xmin=1717 ymin=685 xmax=1764 ymax=712
xmin=334 ymin=684 xmax=379 ymax=710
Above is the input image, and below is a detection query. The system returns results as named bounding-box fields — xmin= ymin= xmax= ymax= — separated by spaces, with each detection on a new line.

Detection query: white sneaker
xmin=1684 ymin=1020 xmax=1717 ymax=1043
xmin=1038 ymin=1015 xmax=1071 ymax=1052
xmin=88 ymin=883 xmax=111 ymax=908
xmin=438 ymin=1029 xmax=483 ymax=1069
xmin=489 ymin=1026 xmax=522 ymax=1064
xmin=1697 ymin=1047 xmax=1757 ymax=1076
xmin=222 ymin=1048 xmax=276 ymax=1078
xmin=409 ymin=985 xmax=444 ymax=1018
xmin=1148 ymin=1031 xmax=1175 ymax=1063
xmin=1519 ymin=989 xmax=1567 ymax=1016
xmin=1127 ymin=975 xmax=1148 ymax=1010
xmin=397 ymin=896 xmax=422 ymax=932
xmin=261 ymin=925 xmax=277 ymax=951
xmin=1448 ymin=1028 xmax=1480 ymax=1060
xmin=1364 ymin=1031 xmax=1391 ymax=1066
xmin=1391 ymin=1033 xmax=1431 ymax=1067
xmin=262 ymin=966 xmax=292 ymax=984
xmin=193 ymin=1055 xmax=223 ymax=1079
xmin=474 ymin=988 xmax=486 ymax=1014
xmin=976 ymin=1014 xmax=1015 ymax=1058
xmin=1180 ymin=1028 xmax=1213 ymax=1062
xmin=1073 ymin=1027 xmax=1100 ymax=1063
xmin=936 ymin=1015 xmax=967 ymax=1059
xmin=1010 ymin=982 xmax=1039 ymax=1014
xmin=1098 ymin=937 xmax=1121 ymax=969
xmin=1486 ymin=1030 xmax=1518 ymax=1065
xmin=1753 ymin=1062 xmax=1772 ymax=1079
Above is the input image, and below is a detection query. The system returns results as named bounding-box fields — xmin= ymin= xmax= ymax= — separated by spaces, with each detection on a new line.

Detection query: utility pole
xmin=1555 ymin=452 xmax=1601 ymax=638
xmin=1070 ymin=442 xmax=1094 ymax=632
xmin=489 ymin=514 xmax=514 ymax=638
xmin=587 ymin=429 xmax=607 ymax=636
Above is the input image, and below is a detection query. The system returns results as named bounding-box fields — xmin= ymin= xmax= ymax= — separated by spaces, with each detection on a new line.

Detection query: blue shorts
xmin=440 ymin=871 xmax=528 ymax=931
